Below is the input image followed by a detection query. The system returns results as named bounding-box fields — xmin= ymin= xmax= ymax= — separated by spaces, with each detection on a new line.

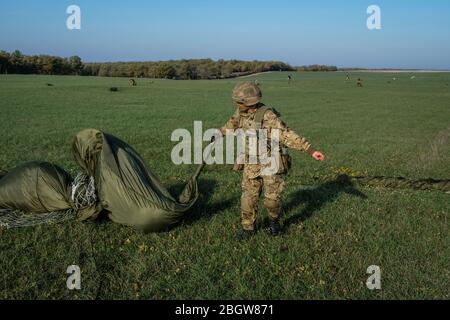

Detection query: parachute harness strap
xmin=0 ymin=172 xmax=97 ymax=229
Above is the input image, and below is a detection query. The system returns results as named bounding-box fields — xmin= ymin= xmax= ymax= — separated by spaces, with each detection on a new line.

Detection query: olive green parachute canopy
xmin=72 ymin=129 xmax=202 ymax=232
xmin=0 ymin=161 xmax=73 ymax=214
xmin=0 ymin=129 xmax=203 ymax=232
xmin=0 ymin=162 xmax=98 ymax=228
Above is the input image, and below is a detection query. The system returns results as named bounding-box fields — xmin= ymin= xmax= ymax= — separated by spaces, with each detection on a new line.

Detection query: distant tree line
xmin=0 ymin=50 xmax=340 ymax=78
xmin=83 ymin=59 xmax=295 ymax=79
xmin=339 ymin=68 xmax=366 ymax=71
xmin=0 ymin=50 xmax=295 ymax=79
xmin=0 ymin=50 xmax=83 ymax=75
xmin=297 ymin=65 xmax=338 ymax=72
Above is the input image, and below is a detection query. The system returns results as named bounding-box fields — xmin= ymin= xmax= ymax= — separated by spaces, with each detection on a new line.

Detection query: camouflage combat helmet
xmin=232 ymin=82 xmax=262 ymax=106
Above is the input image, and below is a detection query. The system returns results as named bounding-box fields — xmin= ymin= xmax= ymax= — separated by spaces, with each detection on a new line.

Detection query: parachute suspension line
xmin=0 ymin=208 xmax=78 ymax=229
xmin=350 ymin=175 xmax=450 ymax=193
xmin=0 ymin=172 xmax=97 ymax=229
xmin=71 ymin=173 xmax=97 ymax=210
xmin=322 ymin=174 xmax=450 ymax=193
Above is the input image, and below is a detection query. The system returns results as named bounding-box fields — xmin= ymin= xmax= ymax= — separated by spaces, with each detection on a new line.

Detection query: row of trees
xmin=84 ymin=59 xmax=296 ymax=79
xmin=0 ymin=50 xmax=339 ymax=79
xmin=297 ymin=65 xmax=338 ymax=72
xmin=0 ymin=50 xmax=295 ymax=79
xmin=0 ymin=50 xmax=83 ymax=75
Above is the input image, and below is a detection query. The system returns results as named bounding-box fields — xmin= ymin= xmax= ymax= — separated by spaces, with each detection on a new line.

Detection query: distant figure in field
xmin=129 ymin=79 xmax=137 ymax=86
xmin=287 ymin=75 xmax=292 ymax=85
xmin=346 ymin=73 xmax=350 ymax=81
xmin=357 ymin=78 xmax=363 ymax=87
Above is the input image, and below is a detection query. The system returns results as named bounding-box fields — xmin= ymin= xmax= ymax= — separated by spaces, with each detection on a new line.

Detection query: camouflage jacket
xmin=220 ymin=104 xmax=315 ymax=178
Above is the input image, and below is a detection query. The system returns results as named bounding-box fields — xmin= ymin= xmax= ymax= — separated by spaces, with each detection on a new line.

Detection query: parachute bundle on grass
xmin=0 ymin=129 xmax=203 ymax=232
xmin=0 ymin=162 xmax=97 ymax=228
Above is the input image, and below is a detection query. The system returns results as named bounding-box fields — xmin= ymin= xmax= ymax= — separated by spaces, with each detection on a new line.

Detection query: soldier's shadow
xmin=282 ymin=175 xmax=368 ymax=231
xmin=169 ymin=178 xmax=237 ymax=227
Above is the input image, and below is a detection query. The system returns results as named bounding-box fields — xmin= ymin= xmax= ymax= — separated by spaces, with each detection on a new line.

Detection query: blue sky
xmin=1 ymin=0 xmax=449 ymax=69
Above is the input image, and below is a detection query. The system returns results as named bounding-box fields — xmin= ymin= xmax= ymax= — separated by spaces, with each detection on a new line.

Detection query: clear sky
xmin=1 ymin=0 xmax=449 ymax=69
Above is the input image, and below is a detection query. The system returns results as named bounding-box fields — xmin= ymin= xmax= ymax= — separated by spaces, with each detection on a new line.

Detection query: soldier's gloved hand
xmin=312 ymin=151 xmax=325 ymax=161
xmin=211 ymin=129 xmax=223 ymax=143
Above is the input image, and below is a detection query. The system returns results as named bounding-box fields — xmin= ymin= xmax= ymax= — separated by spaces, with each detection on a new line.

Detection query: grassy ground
xmin=0 ymin=72 xmax=449 ymax=299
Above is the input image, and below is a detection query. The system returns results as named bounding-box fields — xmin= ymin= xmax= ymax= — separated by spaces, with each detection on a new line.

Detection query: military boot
xmin=237 ymin=229 xmax=255 ymax=241
xmin=269 ymin=219 xmax=282 ymax=236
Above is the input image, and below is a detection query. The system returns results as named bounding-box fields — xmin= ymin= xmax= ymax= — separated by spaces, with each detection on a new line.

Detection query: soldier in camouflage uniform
xmin=219 ymin=82 xmax=325 ymax=239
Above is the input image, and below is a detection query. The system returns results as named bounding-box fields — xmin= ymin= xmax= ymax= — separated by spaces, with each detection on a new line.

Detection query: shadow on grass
xmin=169 ymin=178 xmax=238 ymax=227
xmin=82 ymin=176 xmax=365 ymax=232
xmin=88 ymin=178 xmax=237 ymax=231
xmin=283 ymin=175 xmax=368 ymax=230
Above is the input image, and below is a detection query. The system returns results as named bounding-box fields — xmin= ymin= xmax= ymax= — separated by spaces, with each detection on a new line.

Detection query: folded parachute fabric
xmin=0 ymin=162 xmax=99 ymax=228
xmin=0 ymin=129 xmax=203 ymax=232
xmin=72 ymin=129 xmax=202 ymax=231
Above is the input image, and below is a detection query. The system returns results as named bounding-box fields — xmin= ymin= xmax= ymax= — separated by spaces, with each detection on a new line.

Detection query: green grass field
xmin=0 ymin=72 xmax=449 ymax=299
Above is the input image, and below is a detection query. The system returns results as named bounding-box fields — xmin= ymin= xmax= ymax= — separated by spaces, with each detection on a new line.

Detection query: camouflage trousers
xmin=241 ymin=173 xmax=285 ymax=231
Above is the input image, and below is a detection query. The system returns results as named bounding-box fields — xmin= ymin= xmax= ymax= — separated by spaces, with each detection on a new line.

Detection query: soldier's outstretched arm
xmin=264 ymin=110 xmax=325 ymax=161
